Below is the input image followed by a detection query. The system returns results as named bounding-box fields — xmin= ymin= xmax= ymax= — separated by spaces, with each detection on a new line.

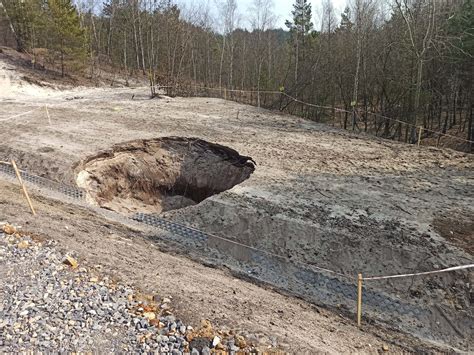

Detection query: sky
xmin=177 ymin=0 xmax=348 ymax=30
xmin=241 ymin=0 xmax=348 ymax=29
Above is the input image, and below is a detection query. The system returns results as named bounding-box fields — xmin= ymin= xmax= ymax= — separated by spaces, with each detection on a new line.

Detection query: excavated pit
xmin=76 ymin=137 xmax=255 ymax=214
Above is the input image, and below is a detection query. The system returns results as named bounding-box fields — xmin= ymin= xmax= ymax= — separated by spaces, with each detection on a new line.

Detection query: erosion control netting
xmin=127 ymin=213 xmax=474 ymax=350
xmin=0 ymin=160 xmax=471 ymax=350
xmin=0 ymin=162 xmax=84 ymax=199
xmin=132 ymin=213 xmax=426 ymax=315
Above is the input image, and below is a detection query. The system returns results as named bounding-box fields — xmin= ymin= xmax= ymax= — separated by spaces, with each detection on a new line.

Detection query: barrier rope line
xmin=1 ymin=160 xmax=473 ymax=334
xmin=279 ymin=92 xmax=474 ymax=144
xmin=1 ymin=160 xmax=471 ymax=286
xmin=0 ymin=107 xmax=42 ymax=122
xmin=0 ymin=100 xmax=74 ymax=122
xmin=180 ymin=85 xmax=474 ymax=145
xmin=3 ymin=84 xmax=473 ymax=145
xmin=363 ymin=264 xmax=474 ymax=281
xmin=140 ymin=210 xmax=474 ymax=282
xmin=0 ymin=158 xmax=354 ymax=280
xmin=164 ymin=217 xmax=354 ymax=280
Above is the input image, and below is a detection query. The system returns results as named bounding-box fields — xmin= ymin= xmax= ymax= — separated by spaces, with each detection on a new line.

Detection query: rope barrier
xmin=0 ymin=107 xmax=42 ymax=122
xmin=0 ymin=158 xmax=472 ymax=334
xmin=1 ymin=160 xmax=471 ymax=285
xmin=3 ymin=83 xmax=473 ymax=144
xmin=281 ymin=92 xmax=474 ymax=144
xmin=362 ymin=264 xmax=474 ymax=281
xmin=356 ymin=263 xmax=473 ymax=328
xmin=176 ymin=221 xmax=354 ymax=280
xmin=0 ymin=159 xmax=352 ymax=279
xmin=182 ymin=85 xmax=474 ymax=145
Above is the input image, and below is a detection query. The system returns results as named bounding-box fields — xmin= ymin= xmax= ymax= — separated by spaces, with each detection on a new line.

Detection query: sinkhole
xmin=76 ymin=137 xmax=255 ymax=214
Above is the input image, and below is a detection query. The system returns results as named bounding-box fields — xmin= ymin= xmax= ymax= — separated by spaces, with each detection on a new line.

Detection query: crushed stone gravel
xmin=0 ymin=223 xmax=256 ymax=353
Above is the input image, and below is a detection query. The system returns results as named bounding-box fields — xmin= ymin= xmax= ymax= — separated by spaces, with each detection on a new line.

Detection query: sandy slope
xmin=0 ymin=179 xmax=436 ymax=353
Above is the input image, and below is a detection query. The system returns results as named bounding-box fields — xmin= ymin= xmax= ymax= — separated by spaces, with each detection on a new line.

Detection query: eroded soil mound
xmin=76 ymin=137 xmax=255 ymax=214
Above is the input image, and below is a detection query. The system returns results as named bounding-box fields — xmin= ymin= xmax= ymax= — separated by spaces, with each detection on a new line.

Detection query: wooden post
xmin=11 ymin=160 xmax=36 ymax=216
xmin=45 ymin=106 xmax=51 ymax=125
xmin=357 ymin=273 xmax=363 ymax=327
xmin=417 ymin=126 xmax=423 ymax=146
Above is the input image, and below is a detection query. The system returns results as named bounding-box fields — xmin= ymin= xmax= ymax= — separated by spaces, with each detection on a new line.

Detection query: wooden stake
xmin=357 ymin=273 xmax=363 ymax=327
xmin=45 ymin=105 xmax=51 ymax=125
xmin=11 ymin=160 xmax=36 ymax=216
xmin=417 ymin=126 xmax=423 ymax=146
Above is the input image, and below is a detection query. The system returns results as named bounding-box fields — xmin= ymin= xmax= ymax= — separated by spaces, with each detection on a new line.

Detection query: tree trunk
xmin=61 ymin=39 xmax=64 ymax=77
xmin=219 ymin=34 xmax=226 ymax=90
xmin=467 ymin=99 xmax=473 ymax=152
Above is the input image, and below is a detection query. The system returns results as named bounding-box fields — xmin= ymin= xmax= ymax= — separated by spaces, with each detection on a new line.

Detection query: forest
xmin=0 ymin=0 xmax=472 ymax=149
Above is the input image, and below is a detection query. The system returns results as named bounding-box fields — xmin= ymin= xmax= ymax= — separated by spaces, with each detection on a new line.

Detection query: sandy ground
xmin=0 ymin=58 xmax=473 ymax=351
xmin=0 ymin=179 xmax=428 ymax=353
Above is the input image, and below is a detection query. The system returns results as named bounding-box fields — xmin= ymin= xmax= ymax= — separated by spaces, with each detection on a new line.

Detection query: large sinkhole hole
xmin=76 ymin=137 xmax=255 ymax=214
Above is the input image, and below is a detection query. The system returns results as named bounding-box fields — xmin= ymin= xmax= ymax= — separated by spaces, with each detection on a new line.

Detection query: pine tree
xmin=0 ymin=0 xmax=38 ymax=52
xmin=285 ymin=0 xmax=313 ymax=37
xmin=46 ymin=0 xmax=86 ymax=76
xmin=339 ymin=6 xmax=353 ymax=32
xmin=447 ymin=0 xmax=473 ymax=60
xmin=285 ymin=0 xmax=314 ymax=92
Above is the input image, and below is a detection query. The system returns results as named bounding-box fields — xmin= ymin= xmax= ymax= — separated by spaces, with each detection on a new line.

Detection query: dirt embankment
xmin=0 ymin=179 xmax=421 ymax=354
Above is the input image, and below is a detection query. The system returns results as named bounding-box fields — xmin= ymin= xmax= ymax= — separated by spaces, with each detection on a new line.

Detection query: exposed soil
xmin=0 ymin=179 xmax=422 ymax=354
xmin=0 ymin=46 xmax=146 ymax=89
xmin=75 ymin=137 xmax=255 ymax=214
xmin=1 ymin=57 xmax=473 ymax=351
xmin=433 ymin=214 xmax=474 ymax=255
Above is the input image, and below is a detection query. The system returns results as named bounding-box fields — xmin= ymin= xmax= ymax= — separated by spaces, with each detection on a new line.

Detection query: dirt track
xmin=0 ymin=60 xmax=473 ymax=351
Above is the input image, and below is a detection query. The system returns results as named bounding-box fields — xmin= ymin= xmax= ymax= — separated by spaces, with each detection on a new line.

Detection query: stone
xmin=140 ymin=319 xmax=148 ymax=329
xmin=17 ymin=240 xmax=29 ymax=249
xmin=382 ymin=344 xmax=389 ymax=352
xmin=143 ymin=312 xmax=156 ymax=320
xmin=63 ymin=255 xmax=78 ymax=269
xmin=212 ymin=336 xmax=221 ymax=348
xmin=235 ymin=335 xmax=246 ymax=348
xmin=2 ymin=224 xmax=16 ymax=235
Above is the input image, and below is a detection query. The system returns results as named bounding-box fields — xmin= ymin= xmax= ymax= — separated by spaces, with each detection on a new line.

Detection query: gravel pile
xmin=0 ymin=223 xmax=251 ymax=353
